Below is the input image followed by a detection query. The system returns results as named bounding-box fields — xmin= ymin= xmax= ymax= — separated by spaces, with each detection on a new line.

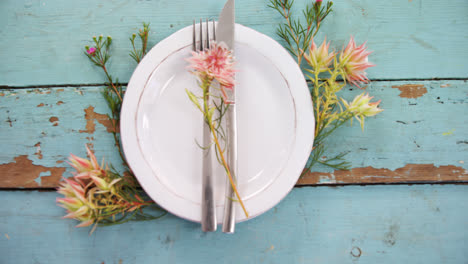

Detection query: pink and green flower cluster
xmin=304 ymin=36 xmax=382 ymax=133
xmin=305 ymin=36 xmax=375 ymax=88
xmin=57 ymin=146 xmax=151 ymax=229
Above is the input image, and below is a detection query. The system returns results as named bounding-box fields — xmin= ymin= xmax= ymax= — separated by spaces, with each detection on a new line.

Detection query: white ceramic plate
xmin=121 ymin=23 xmax=314 ymax=224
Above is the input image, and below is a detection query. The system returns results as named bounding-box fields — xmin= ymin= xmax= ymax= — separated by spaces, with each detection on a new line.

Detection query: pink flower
xmin=186 ymin=42 xmax=236 ymax=89
xmin=56 ymin=177 xmax=95 ymax=228
xmin=57 ymin=180 xmax=75 ymax=197
xmin=56 ymin=197 xmax=84 ymax=211
xmin=304 ymin=37 xmax=336 ymax=72
xmin=342 ymin=92 xmax=383 ymax=129
xmin=339 ymin=37 xmax=375 ymax=88
xmin=75 ymin=219 xmax=94 ymax=228
xmin=87 ymin=47 xmax=97 ymax=56
xmin=62 ymin=204 xmax=88 ymax=219
xmin=67 ymin=145 xmax=101 ymax=173
xmin=57 ymin=178 xmax=86 ymax=200
xmin=73 ymin=172 xmax=92 ymax=186
xmin=65 ymin=178 xmax=86 ymax=200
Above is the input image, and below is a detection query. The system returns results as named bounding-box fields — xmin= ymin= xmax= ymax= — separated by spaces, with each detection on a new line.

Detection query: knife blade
xmin=217 ymin=0 xmax=238 ymax=234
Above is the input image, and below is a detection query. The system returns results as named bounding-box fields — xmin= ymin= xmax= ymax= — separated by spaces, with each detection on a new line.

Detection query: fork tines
xmin=193 ymin=19 xmax=216 ymax=52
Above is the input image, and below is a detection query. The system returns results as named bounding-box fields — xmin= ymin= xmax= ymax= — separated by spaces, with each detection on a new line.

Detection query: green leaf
xmin=185 ymin=89 xmax=203 ymax=112
xmin=207 ymin=106 xmax=215 ymax=121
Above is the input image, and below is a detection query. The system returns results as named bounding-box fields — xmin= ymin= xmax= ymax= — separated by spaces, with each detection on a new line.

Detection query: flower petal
xmin=76 ymin=219 xmax=94 ymax=228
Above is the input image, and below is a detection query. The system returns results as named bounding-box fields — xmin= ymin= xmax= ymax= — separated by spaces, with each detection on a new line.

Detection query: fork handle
xmin=201 ymin=110 xmax=217 ymax=232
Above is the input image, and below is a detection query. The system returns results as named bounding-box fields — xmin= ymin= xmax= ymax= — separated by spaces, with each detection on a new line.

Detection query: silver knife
xmin=217 ymin=0 xmax=237 ymax=233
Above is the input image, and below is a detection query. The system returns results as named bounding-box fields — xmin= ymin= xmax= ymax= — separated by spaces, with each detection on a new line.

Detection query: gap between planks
xmin=1 ymin=78 xmax=467 ymax=89
xmin=1 ymin=182 xmax=467 ymax=192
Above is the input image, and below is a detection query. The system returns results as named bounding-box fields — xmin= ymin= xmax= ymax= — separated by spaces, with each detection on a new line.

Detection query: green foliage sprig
xmin=268 ymin=0 xmax=333 ymax=65
xmin=269 ymin=0 xmax=383 ymax=173
xmin=130 ymin=22 xmax=151 ymax=63
xmin=57 ymin=23 xmax=167 ymax=231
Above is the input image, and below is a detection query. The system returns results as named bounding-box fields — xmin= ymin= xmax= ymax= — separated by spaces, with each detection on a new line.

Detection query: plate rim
xmin=121 ymin=23 xmax=315 ymax=224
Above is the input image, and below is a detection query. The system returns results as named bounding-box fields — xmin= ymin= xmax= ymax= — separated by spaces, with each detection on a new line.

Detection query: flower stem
xmin=313 ymin=70 xmax=321 ymax=137
xmin=101 ymin=65 xmax=123 ymax=102
xmin=202 ymin=79 xmax=248 ymax=218
xmin=282 ymin=5 xmax=303 ymax=64
xmin=209 ymin=120 xmax=248 ymax=218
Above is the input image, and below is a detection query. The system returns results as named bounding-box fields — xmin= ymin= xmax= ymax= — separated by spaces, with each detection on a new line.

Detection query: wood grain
xmin=0 ymin=0 xmax=467 ymax=86
xmin=1 ymin=80 xmax=466 ymax=188
xmin=1 ymin=185 xmax=467 ymax=263
xmin=299 ymin=164 xmax=468 ymax=185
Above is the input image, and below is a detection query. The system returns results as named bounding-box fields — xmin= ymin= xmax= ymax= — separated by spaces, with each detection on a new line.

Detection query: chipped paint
xmin=0 ymin=155 xmax=65 ymax=188
xmin=440 ymin=84 xmax=451 ymax=88
xmin=49 ymin=116 xmax=59 ymax=126
xmin=392 ymin=84 xmax=427 ymax=98
xmin=35 ymin=171 xmax=52 ymax=185
xmin=6 ymin=115 xmax=15 ymax=127
xmin=5 ymin=234 xmax=9 ymax=240
xmin=32 ymin=88 xmax=52 ymax=95
xmin=5 ymin=159 xmax=467 ymax=188
xmin=56 ymin=101 xmax=64 ymax=105
xmin=298 ymin=164 xmax=468 ymax=185
xmin=34 ymin=142 xmax=43 ymax=159
xmin=79 ymin=106 xmax=117 ymax=134
xmin=37 ymin=103 xmax=45 ymax=107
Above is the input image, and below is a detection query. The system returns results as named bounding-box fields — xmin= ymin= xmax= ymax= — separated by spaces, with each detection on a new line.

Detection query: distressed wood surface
xmin=1 ymin=0 xmax=468 ymax=262
xmin=1 ymin=185 xmax=467 ymax=263
xmin=0 ymin=80 xmax=466 ymax=188
xmin=1 ymin=0 xmax=468 ymax=86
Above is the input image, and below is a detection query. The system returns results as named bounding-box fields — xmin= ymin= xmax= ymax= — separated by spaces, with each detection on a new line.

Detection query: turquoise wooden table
xmin=1 ymin=0 xmax=467 ymax=263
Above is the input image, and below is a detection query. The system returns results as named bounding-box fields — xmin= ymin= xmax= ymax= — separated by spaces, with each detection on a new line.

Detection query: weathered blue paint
xmin=0 ymin=81 xmax=466 ymax=187
xmin=0 ymin=0 xmax=467 ymax=261
xmin=321 ymin=80 xmax=468 ymax=172
xmin=1 ymin=185 xmax=467 ymax=263
xmin=0 ymin=87 xmax=122 ymax=183
xmin=0 ymin=0 xmax=467 ymax=86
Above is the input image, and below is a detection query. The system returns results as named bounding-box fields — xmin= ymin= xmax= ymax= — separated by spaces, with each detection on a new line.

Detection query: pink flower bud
xmin=90 ymin=174 xmax=109 ymax=191
xmin=87 ymin=47 xmax=97 ymax=56
xmin=86 ymin=144 xmax=100 ymax=170
xmin=304 ymin=37 xmax=336 ymax=72
xmin=75 ymin=219 xmax=94 ymax=228
xmin=342 ymin=93 xmax=383 ymax=130
xmin=56 ymin=197 xmax=84 ymax=211
xmin=339 ymin=37 xmax=375 ymax=88
xmin=67 ymin=145 xmax=102 ymax=173
xmin=68 ymin=154 xmax=94 ymax=173
xmin=64 ymin=178 xmax=86 ymax=202
xmin=57 ymin=180 xmax=75 ymax=197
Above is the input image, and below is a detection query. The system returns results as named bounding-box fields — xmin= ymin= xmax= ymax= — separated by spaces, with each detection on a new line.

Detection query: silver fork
xmin=194 ymin=19 xmax=217 ymax=232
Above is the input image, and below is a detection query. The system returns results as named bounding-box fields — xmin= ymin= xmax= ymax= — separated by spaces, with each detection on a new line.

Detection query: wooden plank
xmin=0 ymin=80 xmax=466 ymax=188
xmin=1 ymin=185 xmax=467 ymax=263
xmin=1 ymin=0 xmax=467 ymax=86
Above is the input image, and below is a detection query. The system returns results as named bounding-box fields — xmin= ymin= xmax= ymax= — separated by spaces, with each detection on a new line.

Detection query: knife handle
xmin=222 ymin=103 xmax=237 ymax=233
